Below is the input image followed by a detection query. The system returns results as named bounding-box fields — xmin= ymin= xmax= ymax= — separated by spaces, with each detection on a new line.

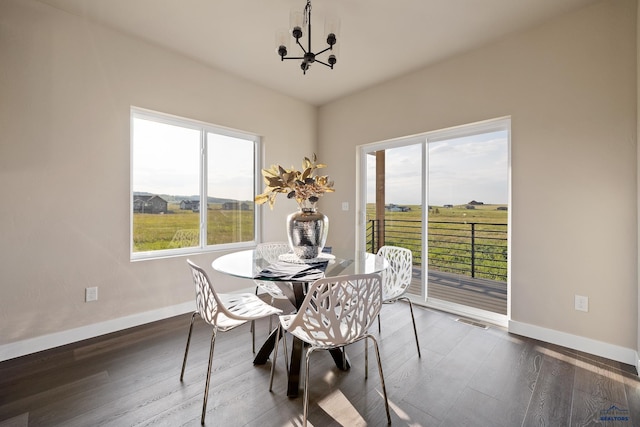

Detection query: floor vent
xmin=455 ymin=318 xmax=489 ymax=329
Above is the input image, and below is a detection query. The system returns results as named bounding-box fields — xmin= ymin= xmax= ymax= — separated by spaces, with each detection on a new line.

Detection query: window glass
xmin=207 ymin=133 xmax=255 ymax=246
xmin=131 ymin=109 xmax=258 ymax=259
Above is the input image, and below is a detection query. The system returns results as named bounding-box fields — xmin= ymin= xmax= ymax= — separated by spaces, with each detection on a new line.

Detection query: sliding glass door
xmin=426 ymin=126 xmax=509 ymax=317
xmin=358 ymin=118 xmax=510 ymax=321
xmin=364 ymin=142 xmax=425 ymax=296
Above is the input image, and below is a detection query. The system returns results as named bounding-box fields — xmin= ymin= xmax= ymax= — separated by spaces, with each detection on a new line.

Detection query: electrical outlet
xmin=574 ymin=294 xmax=588 ymax=312
xmin=342 ymin=202 xmax=349 ymax=211
xmin=85 ymin=287 xmax=98 ymax=302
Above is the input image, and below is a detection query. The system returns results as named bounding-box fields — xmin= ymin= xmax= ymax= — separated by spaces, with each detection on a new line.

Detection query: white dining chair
xmin=377 ymin=245 xmax=421 ymax=357
xmin=269 ymin=273 xmax=391 ymax=426
xmin=181 ymin=260 xmax=282 ymax=425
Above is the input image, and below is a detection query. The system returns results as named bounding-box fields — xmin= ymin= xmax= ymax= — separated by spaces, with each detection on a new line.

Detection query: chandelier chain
xmin=303 ymin=0 xmax=311 ymax=27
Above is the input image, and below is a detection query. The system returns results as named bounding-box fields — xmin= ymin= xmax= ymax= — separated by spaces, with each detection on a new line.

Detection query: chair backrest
xmin=187 ymin=259 xmax=223 ymax=326
xmin=168 ymin=229 xmax=199 ymax=249
xmin=287 ymin=273 xmax=382 ymax=347
xmin=254 ymin=242 xmax=292 ymax=296
xmin=255 ymin=242 xmax=290 ymax=263
xmin=377 ymin=246 xmax=413 ymax=297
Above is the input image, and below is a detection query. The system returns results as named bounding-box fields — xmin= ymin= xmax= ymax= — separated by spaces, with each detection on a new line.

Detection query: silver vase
xmin=286 ymin=204 xmax=328 ymax=259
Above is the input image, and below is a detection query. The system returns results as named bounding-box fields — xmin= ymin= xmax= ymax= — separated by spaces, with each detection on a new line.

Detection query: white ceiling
xmin=37 ymin=0 xmax=599 ymax=106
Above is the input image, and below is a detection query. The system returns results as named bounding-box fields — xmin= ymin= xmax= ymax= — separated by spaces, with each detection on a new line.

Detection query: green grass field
xmin=366 ymin=203 xmax=507 ymax=223
xmin=133 ymin=203 xmax=254 ymax=252
xmin=134 ymin=201 xmax=508 ymax=281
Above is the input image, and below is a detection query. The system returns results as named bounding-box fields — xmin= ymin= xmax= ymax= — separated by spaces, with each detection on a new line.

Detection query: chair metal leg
xmin=298 ymin=339 xmax=388 ymax=426
xmin=368 ymin=334 xmax=392 ymax=425
xmin=269 ymin=323 xmax=290 ymax=392
xmin=269 ymin=297 xmax=275 ymax=331
xmin=201 ymin=329 xmax=217 ymax=425
xmin=400 ymin=297 xmax=421 ymax=358
xmin=380 ymin=298 xmax=421 ymax=358
xmin=303 ymin=347 xmax=317 ymax=427
xmin=180 ymin=312 xmax=198 ymax=380
xmin=252 ymin=286 xmax=260 ymax=353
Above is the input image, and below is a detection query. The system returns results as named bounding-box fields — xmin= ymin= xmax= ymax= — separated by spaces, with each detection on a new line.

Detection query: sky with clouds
xmin=132 ymin=117 xmax=255 ymax=200
xmin=134 ymin=116 xmax=508 ymax=207
xmin=367 ymin=130 xmax=508 ymax=206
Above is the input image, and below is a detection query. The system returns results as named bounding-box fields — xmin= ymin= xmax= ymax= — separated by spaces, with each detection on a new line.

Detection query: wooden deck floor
xmin=409 ymin=269 xmax=507 ymax=315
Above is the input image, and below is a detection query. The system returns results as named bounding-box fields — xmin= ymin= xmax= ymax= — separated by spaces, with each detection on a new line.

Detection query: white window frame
xmin=130 ymin=107 xmax=261 ymax=261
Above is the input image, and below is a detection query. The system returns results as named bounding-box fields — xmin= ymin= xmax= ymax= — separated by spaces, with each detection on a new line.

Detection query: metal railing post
xmin=470 ymin=222 xmax=475 ymax=278
xmin=371 ymin=219 xmax=376 ymax=253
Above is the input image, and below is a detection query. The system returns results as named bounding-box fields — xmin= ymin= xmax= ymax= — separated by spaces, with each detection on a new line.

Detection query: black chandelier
xmin=276 ymin=0 xmax=339 ymax=75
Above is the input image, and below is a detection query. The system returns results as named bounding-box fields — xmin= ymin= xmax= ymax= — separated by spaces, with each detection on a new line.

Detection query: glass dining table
xmin=211 ymin=248 xmax=388 ymax=397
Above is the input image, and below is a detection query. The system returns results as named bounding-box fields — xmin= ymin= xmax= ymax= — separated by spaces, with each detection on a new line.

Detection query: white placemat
xmin=278 ymin=252 xmax=336 ymax=264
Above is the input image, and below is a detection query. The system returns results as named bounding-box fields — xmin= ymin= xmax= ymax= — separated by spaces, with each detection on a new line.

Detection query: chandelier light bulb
xmin=290 ymin=10 xmax=304 ymax=39
xmin=275 ymin=29 xmax=289 ymax=58
xmin=324 ymin=14 xmax=340 ymax=42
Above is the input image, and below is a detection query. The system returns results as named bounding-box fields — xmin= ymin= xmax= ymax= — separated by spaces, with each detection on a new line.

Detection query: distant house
xmin=465 ymin=200 xmax=483 ymax=210
xmin=385 ymin=204 xmax=410 ymax=212
xmin=443 ymin=204 xmax=454 ymax=208
xmin=497 ymin=206 xmax=508 ymax=211
xmin=133 ymin=195 xmax=167 ymax=214
xmin=222 ymin=201 xmax=250 ymax=211
xmin=180 ymin=200 xmax=200 ymax=211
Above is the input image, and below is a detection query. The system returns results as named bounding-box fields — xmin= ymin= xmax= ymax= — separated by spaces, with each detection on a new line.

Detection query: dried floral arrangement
xmin=255 ymin=154 xmax=335 ymax=209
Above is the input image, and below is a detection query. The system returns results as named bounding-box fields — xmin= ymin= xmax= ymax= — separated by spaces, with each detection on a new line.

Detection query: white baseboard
xmin=0 ymin=301 xmax=194 ymax=363
xmin=4 ymin=301 xmax=637 ymax=371
xmin=509 ymin=320 xmax=638 ymax=368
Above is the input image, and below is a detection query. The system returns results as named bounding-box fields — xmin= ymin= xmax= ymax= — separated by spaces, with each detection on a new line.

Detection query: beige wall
xmin=319 ymin=0 xmax=638 ymax=351
xmin=1 ymin=0 xmax=638 ymax=363
xmin=0 ymin=0 xmax=315 ymax=345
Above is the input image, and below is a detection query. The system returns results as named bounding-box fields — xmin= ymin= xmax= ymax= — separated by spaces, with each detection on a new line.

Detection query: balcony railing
xmin=367 ymin=219 xmax=507 ymax=282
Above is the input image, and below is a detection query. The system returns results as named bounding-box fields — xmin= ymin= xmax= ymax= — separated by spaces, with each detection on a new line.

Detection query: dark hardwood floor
xmin=1 ymin=301 xmax=639 ymax=426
